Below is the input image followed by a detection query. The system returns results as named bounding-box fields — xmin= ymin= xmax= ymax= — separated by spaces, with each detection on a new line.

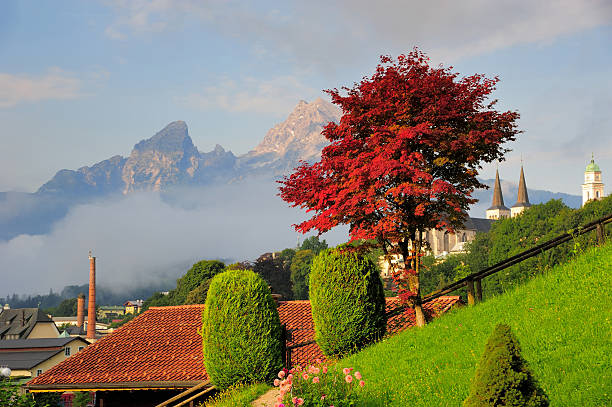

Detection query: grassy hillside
xmin=344 ymin=241 xmax=612 ymax=406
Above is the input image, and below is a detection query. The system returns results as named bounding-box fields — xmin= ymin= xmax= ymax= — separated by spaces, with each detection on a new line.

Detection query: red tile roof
xmin=27 ymin=297 xmax=461 ymax=390
xmin=28 ymin=304 xmax=207 ymax=390
xmin=278 ymin=296 xmax=462 ymax=367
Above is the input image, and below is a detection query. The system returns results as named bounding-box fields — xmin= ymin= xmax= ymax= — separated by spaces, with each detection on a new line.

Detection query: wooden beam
xmin=475 ymin=279 xmax=482 ymax=302
xmin=155 ymin=381 xmax=212 ymax=407
xmin=466 ymin=280 xmax=475 ymax=306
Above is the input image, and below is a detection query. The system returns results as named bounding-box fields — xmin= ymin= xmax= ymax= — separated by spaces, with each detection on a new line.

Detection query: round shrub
xmin=201 ymin=269 xmax=283 ymax=390
xmin=464 ymin=324 xmax=549 ymax=407
xmin=309 ymin=249 xmax=386 ymax=357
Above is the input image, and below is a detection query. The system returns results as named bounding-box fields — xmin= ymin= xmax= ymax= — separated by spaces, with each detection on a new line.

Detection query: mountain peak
xmin=251 ymin=99 xmax=341 ymax=158
xmin=133 ymin=121 xmax=195 ymax=154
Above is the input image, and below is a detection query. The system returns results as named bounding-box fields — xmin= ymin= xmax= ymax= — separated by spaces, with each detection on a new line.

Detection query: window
xmin=64 ymin=347 xmax=71 ymax=356
xmin=596 ymin=191 xmax=600 ymax=198
xmin=36 ymin=369 xmax=43 ymax=376
xmin=78 ymin=346 xmax=85 ymax=352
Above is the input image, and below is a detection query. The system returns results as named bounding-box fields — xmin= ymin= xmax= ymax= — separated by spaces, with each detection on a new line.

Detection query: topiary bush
xmin=309 ymin=249 xmax=386 ymax=357
xmin=201 ymin=269 xmax=283 ymax=390
xmin=464 ymin=324 xmax=549 ymax=407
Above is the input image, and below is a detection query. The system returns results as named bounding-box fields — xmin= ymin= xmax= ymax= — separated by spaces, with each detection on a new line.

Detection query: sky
xmin=0 ymin=0 xmax=611 ymax=195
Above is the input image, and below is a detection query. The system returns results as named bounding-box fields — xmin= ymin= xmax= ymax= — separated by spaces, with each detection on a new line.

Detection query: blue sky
xmin=1 ymin=0 xmax=611 ymax=194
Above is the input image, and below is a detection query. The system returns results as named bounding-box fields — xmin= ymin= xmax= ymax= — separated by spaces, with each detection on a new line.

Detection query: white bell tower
xmin=582 ymin=154 xmax=604 ymax=207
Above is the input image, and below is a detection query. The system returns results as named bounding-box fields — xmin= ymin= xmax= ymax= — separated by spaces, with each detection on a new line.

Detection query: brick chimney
xmin=87 ymin=252 xmax=96 ymax=339
xmin=76 ymin=293 xmax=85 ymax=328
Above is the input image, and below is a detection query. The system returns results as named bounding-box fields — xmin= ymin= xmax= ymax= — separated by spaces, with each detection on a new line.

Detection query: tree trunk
xmin=413 ymin=231 xmax=426 ymax=327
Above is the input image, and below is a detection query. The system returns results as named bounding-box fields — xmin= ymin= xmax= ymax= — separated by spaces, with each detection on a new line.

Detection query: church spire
xmin=486 ymin=169 xmax=510 ymax=220
xmin=490 ymin=169 xmax=506 ymax=209
xmin=511 ymin=164 xmax=531 ymax=217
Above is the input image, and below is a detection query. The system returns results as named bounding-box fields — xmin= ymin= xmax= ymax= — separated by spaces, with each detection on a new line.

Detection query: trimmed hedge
xmin=201 ymin=269 xmax=283 ymax=390
xmin=309 ymin=249 xmax=386 ymax=357
xmin=464 ymin=324 xmax=549 ymax=407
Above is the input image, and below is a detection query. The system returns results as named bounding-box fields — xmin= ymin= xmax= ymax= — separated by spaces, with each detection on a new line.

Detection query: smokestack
xmin=77 ymin=293 xmax=85 ymax=328
xmin=87 ymin=252 xmax=96 ymax=340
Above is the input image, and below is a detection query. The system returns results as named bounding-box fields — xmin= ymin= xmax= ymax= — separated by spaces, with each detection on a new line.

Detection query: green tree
xmin=185 ymin=280 xmax=211 ymax=304
xmin=464 ymin=324 xmax=548 ymax=407
xmin=253 ymin=255 xmax=293 ymax=300
xmin=299 ymin=236 xmax=328 ymax=255
xmin=202 ymin=270 xmax=283 ymax=390
xmin=309 ymin=249 xmax=386 ymax=357
xmin=290 ymin=249 xmax=315 ymax=299
xmin=1 ymin=379 xmax=37 ymax=407
xmin=173 ymin=260 xmax=225 ymax=304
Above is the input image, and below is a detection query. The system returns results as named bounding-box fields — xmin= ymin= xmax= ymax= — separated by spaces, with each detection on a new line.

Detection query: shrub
xmin=463 ymin=324 xmax=548 ymax=407
xmin=309 ymin=249 xmax=386 ymax=357
xmin=201 ymin=269 xmax=283 ymax=390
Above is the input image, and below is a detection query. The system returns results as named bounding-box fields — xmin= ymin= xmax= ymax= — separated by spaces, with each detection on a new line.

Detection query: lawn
xmin=344 ymin=241 xmax=612 ymax=406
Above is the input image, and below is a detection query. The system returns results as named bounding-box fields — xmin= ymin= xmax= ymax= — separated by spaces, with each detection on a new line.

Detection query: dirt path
xmin=251 ymin=388 xmax=279 ymax=407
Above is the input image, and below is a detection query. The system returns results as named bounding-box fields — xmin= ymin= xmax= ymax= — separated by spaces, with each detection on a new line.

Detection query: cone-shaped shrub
xmin=201 ymin=269 xmax=283 ymax=390
xmin=464 ymin=324 xmax=549 ymax=407
xmin=309 ymin=249 xmax=386 ymax=357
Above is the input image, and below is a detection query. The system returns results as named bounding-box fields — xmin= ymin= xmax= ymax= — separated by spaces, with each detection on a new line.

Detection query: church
xmin=379 ymin=157 xmax=606 ymax=277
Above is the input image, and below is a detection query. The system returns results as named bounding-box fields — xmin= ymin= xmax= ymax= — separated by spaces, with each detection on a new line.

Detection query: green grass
xmin=200 ymin=382 xmax=272 ymax=407
xmin=343 ymin=241 xmax=612 ymax=406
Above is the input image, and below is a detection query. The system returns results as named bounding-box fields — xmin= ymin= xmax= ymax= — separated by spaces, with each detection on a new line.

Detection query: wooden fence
xmin=422 ymin=212 xmax=612 ymax=306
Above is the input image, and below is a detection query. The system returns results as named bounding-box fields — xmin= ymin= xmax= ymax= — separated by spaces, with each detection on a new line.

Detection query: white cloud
xmin=101 ymin=0 xmax=612 ymax=69
xmin=178 ymin=76 xmax=321 ymax=115
xmin=0 ymin=180 xmax=348 ymax=297
xmin=0 ymin=68 xmax=84 ymax=108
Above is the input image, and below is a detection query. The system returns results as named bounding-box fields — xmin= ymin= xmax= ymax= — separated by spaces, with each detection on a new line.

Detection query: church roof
xmin=487 ymin=169 xmax=509 ymax=211
xmin=586 ymin=158 xmax=601 ymax=172
xmin=512 ymin=165 xmax=531 ymax=208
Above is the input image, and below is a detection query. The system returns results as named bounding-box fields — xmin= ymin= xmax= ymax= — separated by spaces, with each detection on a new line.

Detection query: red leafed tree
xmin=278 ymin=50 xmax=520 ymax=326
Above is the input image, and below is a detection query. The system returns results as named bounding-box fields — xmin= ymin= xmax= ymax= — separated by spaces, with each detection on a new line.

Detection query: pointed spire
xmin=513 ymin=165 xmax=530 ymax=207
xmin=488 ymin=169 xmax=508 ymax=210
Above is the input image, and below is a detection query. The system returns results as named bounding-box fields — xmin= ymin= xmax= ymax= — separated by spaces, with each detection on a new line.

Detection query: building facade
xmin=582 ymin=155 xmax=605 ymax=206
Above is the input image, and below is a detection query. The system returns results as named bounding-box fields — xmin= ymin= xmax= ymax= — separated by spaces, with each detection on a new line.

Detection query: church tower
xmin=486 ymin=169 xmax=510 ymax=220
xmin=511 ymin=165 xmax=531 ymax=217
xmin=582 ymin=154 xmax=604 ymax=206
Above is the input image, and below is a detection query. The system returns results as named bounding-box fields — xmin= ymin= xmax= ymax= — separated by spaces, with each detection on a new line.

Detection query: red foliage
xmin=279 ymin=50 xmax=519 ymax=311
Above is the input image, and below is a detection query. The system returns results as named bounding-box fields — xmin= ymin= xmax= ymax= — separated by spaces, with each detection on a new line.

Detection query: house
xmin=0 ymin=337 xmax=89 ymax=378
xmin=0 ymin=308 xmax=60 ymax=340
xmin=27 ymin=296 xmax=461 ymax=405
xmin=123 ymin=300 xmax=144 ymax=314
xmin=97 ymin=305 xmax=125 ymax=320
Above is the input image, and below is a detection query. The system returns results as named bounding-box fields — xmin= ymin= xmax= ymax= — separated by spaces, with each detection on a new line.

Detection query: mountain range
xmin=0 ymin=98 xmax=580 ymax=241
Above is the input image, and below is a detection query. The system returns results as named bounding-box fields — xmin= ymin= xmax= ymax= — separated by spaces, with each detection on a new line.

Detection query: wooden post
xmin=475 ymin=279 xmax=482 ymax=302
xmin=466 ymin=280 xmax=475 ymax=306
xmin=596 ymin=223 xmax=606 ymax=244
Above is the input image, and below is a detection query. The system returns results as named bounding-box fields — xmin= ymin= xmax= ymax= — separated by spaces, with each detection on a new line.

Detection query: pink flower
xmin=312 ymin=376 xmax=320 ymax=383
xmin=322 ymin=366 xmax=328 ymax=374
xmin=297 ymin=398 xmax=304 ymax=406
xmin=313 ymin=367 xmax=320 ymax=374
xmin=321 ymin=395 xmax=326 ymax=400
xmin=354 ymin=371 xmax=362 ymax=380
xmin=302 ymin=373 xmax=309 ymax=380
xmin=359 ymin=380 xmax=365 ymax=387
xmin=274 ymin=379 xmax=280 ymax=387
xmin=343 ymin=367 xmax=352 ymax=375
xmin=277 ymin=395 xmax=283 ymax=402
xmin=345 ymin=374 xmax=353 ymax=383
xmin=315 ymin=358 xmax=322 ymax=364
xmin=292 ymin=397 xmax=298 ymax=405
xmin=278 ymin=370 xmax=286 ymax=378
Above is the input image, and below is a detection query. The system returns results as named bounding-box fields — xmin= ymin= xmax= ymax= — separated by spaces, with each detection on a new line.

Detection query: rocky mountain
xmin=0 ymin=99 xmax=340 ymax=240
xmin=0 ymin=97 xmax=582 ymax=240
xmin=238 ymin=98 xmax=340 ymax=175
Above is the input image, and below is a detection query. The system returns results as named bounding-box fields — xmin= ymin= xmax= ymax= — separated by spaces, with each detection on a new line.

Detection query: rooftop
xmin=28 ymin=297 xmax=461 ymax=391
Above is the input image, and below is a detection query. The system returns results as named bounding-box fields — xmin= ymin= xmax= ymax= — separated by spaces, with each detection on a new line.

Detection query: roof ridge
xmin=149 ymin=304 xmax=205 ymax=310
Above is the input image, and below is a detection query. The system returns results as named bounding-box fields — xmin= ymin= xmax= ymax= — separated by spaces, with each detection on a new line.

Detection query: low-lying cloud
xmin=0 ymin=179 xmax=348 ymax=297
